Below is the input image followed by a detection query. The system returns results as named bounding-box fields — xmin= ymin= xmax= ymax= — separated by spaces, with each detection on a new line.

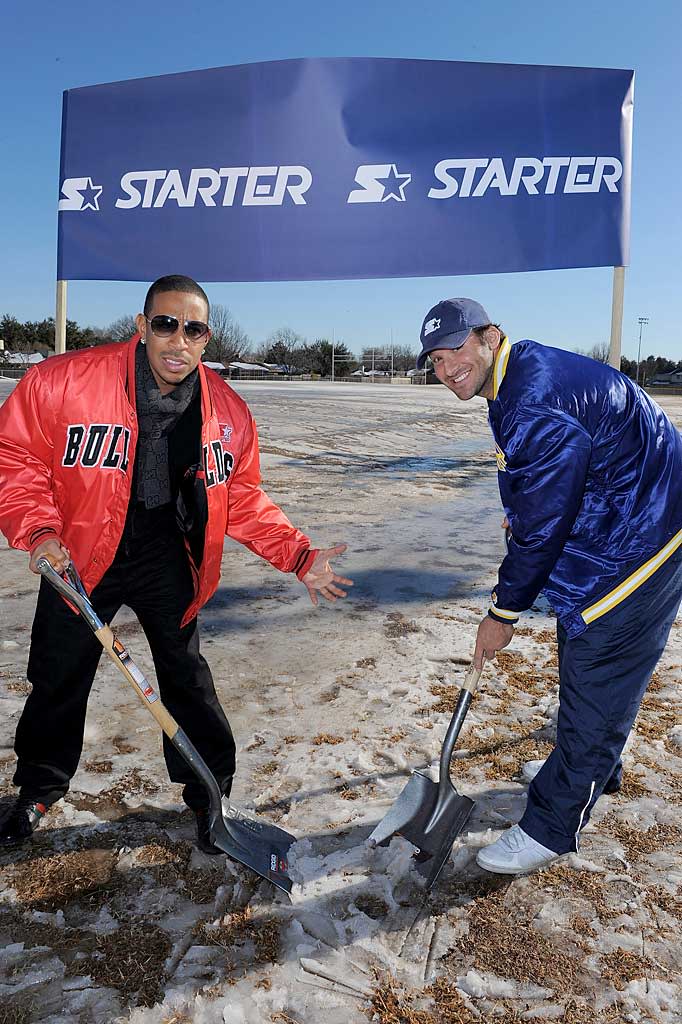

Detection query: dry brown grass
xmin=448 ymin=731 xmax=554 ymax=781
xmin=197 ymin=906 xmax=281 ymax=965
xmin=366 ymin=978 xmax=438 ymax=1024
xmin=260 ymin=761 xmax=279 ymax=776
xmin=70 ymin=921 xmax=172 ymax=1006
xmin=540 ymin=863 xmax=611 ymax=920
xmin=11 ymin=849 xmax=118 ymax=910
xmin=616 ymin=772 xmax=650 ymax=799
xmin=601 ymin=815 xmax=682 ymax=860
xmin=643 ymin=885 xmax=682 ymax=920
xmin=447 ymin=888 xmax=579 ymax=991
xmin=599 ymin=948 xmax=658 ymax=990
xmin=311 ymin=733 xmax=345 ymax=745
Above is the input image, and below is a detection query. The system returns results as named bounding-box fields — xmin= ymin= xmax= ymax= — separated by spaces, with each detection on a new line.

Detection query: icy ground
xmin=1 ymin=381 xmax=681 ymax=1023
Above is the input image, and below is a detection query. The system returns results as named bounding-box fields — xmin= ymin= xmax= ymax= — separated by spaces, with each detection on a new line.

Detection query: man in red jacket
xmin=0 ymin=274 xmax=351 ymax=852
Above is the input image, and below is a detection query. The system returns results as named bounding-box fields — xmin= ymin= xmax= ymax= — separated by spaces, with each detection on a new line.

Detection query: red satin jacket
xmin=0 ymin=336 xmax=315 ymax=625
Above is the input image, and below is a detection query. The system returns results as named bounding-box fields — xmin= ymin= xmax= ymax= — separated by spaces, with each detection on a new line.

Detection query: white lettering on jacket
xmin=62 ymin=424 xmax=131 ymax=473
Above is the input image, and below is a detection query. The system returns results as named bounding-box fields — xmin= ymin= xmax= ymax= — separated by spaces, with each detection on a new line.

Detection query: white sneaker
xmin=476 ymin=825 xmax=561 ymax=875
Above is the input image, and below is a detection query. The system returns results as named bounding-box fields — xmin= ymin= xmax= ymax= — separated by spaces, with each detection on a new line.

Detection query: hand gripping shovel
xmin=368 ymin=661 xmax=482 ymax=890
xmin=37 ymin=558 xmax=295 ymax=895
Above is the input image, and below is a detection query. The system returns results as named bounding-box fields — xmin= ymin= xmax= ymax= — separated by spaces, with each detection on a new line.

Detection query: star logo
xmin=220 ymin=423 xmax=233 ymax=442
xmin=376 ymin=164 xmax=411 ymax=202
xmin=58 ymin=176 xmax=103 ymax=212
xmin=347 ymin=164 xmax=412 ymax=204
xmin=423 ymin=318 xmax=441 ymax=336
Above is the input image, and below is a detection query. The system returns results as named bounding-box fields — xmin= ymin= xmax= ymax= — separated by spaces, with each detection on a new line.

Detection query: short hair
xmin=143 ymin=275 xmax=210 ymax=318
xmin=473 ymin=323 xmax=504 ymax=339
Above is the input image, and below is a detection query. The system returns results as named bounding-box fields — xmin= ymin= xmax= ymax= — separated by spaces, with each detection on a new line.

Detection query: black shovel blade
xmin=368 ymin=771 xmax=474 ymax=884
xmin=368 ymin=771 xmax=440 ymax=848
xmin=209 ymin=801 xmax=296 ymax=894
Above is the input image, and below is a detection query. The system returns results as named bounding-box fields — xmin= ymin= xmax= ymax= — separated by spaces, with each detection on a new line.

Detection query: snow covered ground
xmin=1 ymin=380 xmax=681 ymax=1023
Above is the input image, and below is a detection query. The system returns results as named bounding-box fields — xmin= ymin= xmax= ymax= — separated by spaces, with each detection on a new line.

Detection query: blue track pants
xmin=519 ymin=548 xmax=682 ymax=854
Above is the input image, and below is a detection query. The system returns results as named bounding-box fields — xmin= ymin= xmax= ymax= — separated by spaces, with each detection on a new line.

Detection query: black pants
xmin=14 ymin=505 xmax=235 ymax=811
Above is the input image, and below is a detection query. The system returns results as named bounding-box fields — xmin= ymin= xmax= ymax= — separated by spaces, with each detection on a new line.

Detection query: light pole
xmin=635 ymin=316 xmax=649 ymax=386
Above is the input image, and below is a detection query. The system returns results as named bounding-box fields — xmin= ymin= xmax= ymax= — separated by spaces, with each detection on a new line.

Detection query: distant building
xmin=649 ymin=369 xmax=682 ymax=385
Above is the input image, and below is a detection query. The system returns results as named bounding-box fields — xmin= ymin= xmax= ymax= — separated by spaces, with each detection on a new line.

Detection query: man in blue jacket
xmin=417 ymin=298 xmax=682 ymax=874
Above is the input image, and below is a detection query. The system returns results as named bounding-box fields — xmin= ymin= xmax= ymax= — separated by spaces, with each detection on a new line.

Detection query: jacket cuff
xmin=27 ymin=527 xmax=60 ymax=554
xmin=294 ymin=548 xmax=318 ymax=581
xmin=488 ymin=607 xmax=519 ymax=626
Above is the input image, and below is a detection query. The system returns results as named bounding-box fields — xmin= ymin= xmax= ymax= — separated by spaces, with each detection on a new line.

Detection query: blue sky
xmin=1 ymin=1 xmax=680 ymax=360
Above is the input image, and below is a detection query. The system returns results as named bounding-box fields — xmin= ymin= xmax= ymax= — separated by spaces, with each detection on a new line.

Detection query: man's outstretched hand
xmin=301 ymin=543 xmax=353 ymax=606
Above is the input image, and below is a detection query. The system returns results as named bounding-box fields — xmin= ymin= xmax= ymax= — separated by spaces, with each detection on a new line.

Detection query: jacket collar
xmin=126 ymin=333 xmax=213 ymax=422
xmin=492 ymin=335 xmax=512 ymax=400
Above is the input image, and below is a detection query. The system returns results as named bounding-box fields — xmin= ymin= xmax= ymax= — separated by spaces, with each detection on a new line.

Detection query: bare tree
xmin=254 ymin=327 xmax=304 ymax=367
xmin=575 ymin=342 xmax=609 ymax=363
xmin=205 ymin=304 xmax=249 ymax=365
xmin=107 ymin=315 xmax=138 ymax=342
xmin=390 ymin=343 xmax=420 ymax=373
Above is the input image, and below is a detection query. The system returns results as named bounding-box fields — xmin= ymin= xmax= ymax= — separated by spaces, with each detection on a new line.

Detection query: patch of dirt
xmin=356 ymin=657 xmax=377 ymax=669
xmin=384 ymin=612 xmax=421 ymax=638
xmin=112 ymin=736 xmax=139 ymax=755
xmin=311 ymin=734 xmax=345 ymax=745
xmin=69 ymin=768 xmax=161 ymax=817
xmin=354 ymin=893 xmax=389 ymax=919
xmin=83 ymin=759 xmax=114 ymax=773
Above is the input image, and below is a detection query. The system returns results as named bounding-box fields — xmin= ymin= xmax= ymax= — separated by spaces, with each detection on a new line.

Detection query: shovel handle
xmin=437 ymin=661 xmax=482 ymax=790
xmin=461 ymin=661 xmax=482 ymax=695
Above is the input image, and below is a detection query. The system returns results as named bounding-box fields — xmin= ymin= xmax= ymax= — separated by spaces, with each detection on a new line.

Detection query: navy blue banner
xmin=57 ymin=58 xmax=633 ymax=282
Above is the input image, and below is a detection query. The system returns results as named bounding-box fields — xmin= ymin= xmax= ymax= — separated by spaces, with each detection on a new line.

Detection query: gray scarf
xmin=134 ymin=343 xmax=199 ymax=509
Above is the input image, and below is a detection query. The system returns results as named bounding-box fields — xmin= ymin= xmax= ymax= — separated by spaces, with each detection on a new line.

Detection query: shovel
xmin=36 ymin=558 xmax=295 ymax=895
xmin=368 ymin=660 xmax=482 ymax=889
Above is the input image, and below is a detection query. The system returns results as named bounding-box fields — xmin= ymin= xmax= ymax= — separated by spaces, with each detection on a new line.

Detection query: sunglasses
xmin=146 ymin=314 xmax=210 ymax=344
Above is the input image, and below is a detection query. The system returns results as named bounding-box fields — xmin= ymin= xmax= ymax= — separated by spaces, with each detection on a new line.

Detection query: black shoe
xmin=0 ymin=799 xmax=48 ymax=847
xmin=194 ymin=808 xmax=224 ymax=856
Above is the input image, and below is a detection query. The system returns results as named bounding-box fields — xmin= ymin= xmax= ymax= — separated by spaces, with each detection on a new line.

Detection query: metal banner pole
xmin=55 ymin=280 xmax=67 ymax=355
xmin=608 ymin=266 xmax=625 ymax=370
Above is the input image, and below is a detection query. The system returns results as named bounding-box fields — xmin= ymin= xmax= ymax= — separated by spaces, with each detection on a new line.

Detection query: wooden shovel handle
xmin=95 ymin=624 xmax=179 ymax=739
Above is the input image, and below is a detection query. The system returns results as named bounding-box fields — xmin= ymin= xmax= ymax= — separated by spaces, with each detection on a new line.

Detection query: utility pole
xmin=331 ymin=328 xmax=335 ymax=384
xmin=635 ymin=316 xmax=649 ymax=386
xmin=390 ymin=328 xmax=394 ymax=378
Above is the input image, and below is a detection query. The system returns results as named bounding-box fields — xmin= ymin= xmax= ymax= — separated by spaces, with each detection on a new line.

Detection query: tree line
xmin=0 ymin=307 xmax=419 ymax=377
xmin=1 ymin=311 xmax=679 ymax=381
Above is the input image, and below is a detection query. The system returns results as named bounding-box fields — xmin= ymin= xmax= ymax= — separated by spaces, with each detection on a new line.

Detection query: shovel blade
xmin=209 ymin=801 xmax=296 ymax=894
xmin=368 ymin=771 xmax=439 ymax=848
xmin=368 ymin=770 xmax=475 ymax=882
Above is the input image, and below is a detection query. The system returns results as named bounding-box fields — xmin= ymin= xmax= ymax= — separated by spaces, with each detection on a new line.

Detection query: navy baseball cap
xmin=417 ymin=298 xmax=491 ymax=369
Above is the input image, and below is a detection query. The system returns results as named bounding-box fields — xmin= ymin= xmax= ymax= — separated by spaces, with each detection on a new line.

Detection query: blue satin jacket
xmin=487 ymin=339 xmax=682 ymax=637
